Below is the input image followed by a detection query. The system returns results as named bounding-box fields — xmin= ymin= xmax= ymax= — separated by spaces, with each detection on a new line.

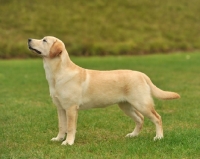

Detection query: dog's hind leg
xmin=119 ymin=102 xmax=144 ymax=137
xmin=128 ymin=98 xmax=163 ymax=140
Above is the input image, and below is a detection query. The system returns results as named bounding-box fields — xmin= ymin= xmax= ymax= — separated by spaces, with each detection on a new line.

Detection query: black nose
xmin=28 ymin=38 xmax=32 ymax=43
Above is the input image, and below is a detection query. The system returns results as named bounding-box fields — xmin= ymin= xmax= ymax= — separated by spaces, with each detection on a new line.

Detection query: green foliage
xmin=0 ymin=53 xmax=200 ymax=158
xmin=0 ymin=0 xmax=200 ymax=58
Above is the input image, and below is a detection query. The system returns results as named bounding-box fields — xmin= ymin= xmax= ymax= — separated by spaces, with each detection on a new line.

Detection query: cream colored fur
xmin=28 ymin=36 xmax=180 ymax=145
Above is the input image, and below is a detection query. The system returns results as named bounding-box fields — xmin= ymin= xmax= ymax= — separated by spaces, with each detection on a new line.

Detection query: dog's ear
xmin=49 ymin=40 xmax=62 ymax=58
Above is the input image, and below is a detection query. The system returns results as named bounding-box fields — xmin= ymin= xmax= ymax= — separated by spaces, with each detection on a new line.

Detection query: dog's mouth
xmin=28 ymin=46 xmax=42 ymax=54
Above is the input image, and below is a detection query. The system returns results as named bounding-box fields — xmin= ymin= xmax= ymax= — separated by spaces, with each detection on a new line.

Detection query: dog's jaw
xmin=28 ymin=46 xmax=42 ymax=54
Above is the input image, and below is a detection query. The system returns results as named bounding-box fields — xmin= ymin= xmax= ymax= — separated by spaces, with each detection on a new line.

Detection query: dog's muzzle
xmin=28 ymin=39 xmax=42 ymax=54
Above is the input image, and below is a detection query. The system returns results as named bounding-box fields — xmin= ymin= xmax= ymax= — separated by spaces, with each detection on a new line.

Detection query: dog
xmin=28 ymin=36 xmax=180 ymax=145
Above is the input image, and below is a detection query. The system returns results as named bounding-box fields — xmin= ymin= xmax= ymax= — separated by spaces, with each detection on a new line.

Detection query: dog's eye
xmin=43 ymin=39 xmax=47 ymax=42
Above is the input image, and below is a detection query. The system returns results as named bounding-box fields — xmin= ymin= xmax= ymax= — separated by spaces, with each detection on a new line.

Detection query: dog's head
xmin=27 ymin=36 xmax=64 ymax=58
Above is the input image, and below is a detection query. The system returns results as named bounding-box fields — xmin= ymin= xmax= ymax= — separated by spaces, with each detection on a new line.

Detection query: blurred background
xmin=0 ymin=0 xmax=200 ymax=58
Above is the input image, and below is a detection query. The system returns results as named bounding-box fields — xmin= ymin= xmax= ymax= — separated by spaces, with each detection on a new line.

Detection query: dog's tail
xmin=143 ymin=73 xmax=180 ymax=100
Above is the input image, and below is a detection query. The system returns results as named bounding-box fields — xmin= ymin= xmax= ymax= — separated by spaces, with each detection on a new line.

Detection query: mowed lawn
xmin=0 ymin=53 xmax=199 ymax=158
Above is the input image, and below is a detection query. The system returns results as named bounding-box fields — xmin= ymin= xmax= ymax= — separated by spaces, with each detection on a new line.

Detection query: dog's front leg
xmin=51 ymin=108 xmax=67 ymax=142
xmin=61 ymin=105 xmax=78 ymax=146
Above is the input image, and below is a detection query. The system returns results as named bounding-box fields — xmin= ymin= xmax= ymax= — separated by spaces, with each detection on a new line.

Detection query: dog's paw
xmin=61 ymin=140 xmax=74 ymax=146
xmin=153 ymin=135 xmax=163 ymax=141
xmin=51 ymin=137 xmax=64 ymax=142
xmin=125 ymin=132 xmax=138 ymax=138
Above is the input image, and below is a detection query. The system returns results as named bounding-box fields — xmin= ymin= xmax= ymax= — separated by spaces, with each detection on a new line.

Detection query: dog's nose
xmin=28 ymin=38 xmax=32 ymax=43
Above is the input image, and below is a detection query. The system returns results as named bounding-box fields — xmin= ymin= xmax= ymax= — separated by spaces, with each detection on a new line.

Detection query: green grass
xmin=0 ymin=0 xmax=200 ymax=57
xmin=0 ymin=53 xmax=200 ymax=158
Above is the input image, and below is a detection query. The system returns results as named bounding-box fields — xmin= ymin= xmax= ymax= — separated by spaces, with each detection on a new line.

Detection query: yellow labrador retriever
xmin=28 ymin=36 xmax=180 ymax=145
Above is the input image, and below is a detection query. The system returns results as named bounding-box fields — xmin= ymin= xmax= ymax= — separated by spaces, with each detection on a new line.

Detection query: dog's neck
xmin=43 ymin=51 xmax=73 ymax=76
xmin=42 ymin=50 xmax=78 ymax=82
